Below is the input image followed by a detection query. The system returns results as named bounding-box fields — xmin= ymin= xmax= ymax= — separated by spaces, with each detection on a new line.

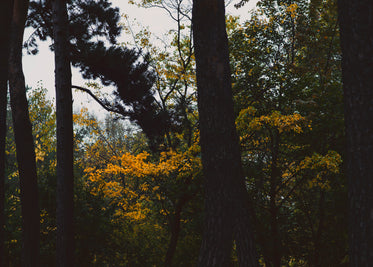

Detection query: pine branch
xmin=72 ymin=85 xmax=125 ymax=116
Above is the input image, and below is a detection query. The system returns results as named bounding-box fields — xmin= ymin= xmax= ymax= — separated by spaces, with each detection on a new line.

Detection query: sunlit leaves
xmin=237 ymin=106 xmax=310 ymax=134
xmin=84 ymin=140 xmax=201 ymax=222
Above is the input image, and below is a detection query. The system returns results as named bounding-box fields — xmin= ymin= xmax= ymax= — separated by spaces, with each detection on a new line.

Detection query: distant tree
xmin=338 ymin=1 xmax=373 ymax=265
xmin=8 ymin=0 xmax=40 ymax=265
xmin=0 ymin=1 xmax=12 ymax=264
xmin=192 ymin=0 xmax=258 ymax=265
xmin=51 ymin=0 xmax=75 ymax=265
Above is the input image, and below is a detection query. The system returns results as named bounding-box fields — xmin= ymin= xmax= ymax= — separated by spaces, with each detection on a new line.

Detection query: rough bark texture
xmin=192 ymin=0 xmax=258 ymax=265
xmin=0 ymin=1 xmax=12 ymax=265
xmin=338 ymin=1 xmax=373 ymax=266
xmin=8 ymin=0 xmax=40 ymax=265
xmin=52 ymin=0 xmax=75 ymax=265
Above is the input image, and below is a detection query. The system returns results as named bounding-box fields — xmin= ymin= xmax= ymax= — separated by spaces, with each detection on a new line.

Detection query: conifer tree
xmin=71 ymin=42 xmax=165 ymax=149
xmin=26 ymin=0 xmax=162 ymax=149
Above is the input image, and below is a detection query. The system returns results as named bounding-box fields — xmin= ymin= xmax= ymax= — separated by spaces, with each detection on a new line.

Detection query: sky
xmin=23 ymin=0 xmax=258 ymax=119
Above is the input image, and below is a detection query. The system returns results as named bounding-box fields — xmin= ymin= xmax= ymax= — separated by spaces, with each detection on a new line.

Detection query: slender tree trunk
xmin=269 ymin=198 xmax=280 ymax=267
xmin=51 ymin=0 xmax=74 ymax=265
xmin=313 ymin=190 xmax=325 ymax=266
xmin=165 ymin=204 xmax=183 ymax=267
xmin=0 ymin=1 xmax=12 ymax=265
xmin=8 ymin=0 xmax=40 ymax=265
xmin=192 ymin=0 xmax=258 ymax=265
xmin=269 ymin=132 xmax=281 ymax=267
xmin=338 ymin=1 xmax=373 ymax=265
xmin=164 ymin=195 xmax=190 ymax=267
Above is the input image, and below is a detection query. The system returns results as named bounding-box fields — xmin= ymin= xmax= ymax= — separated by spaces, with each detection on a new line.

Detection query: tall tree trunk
xmin=52 ymin=0 xmax=75 ymax=265
xmin=0 ymin=91 xmax=6 ymax=267
xmin=0 ymin=1 xmax=12 ymax=265
xmin=8 ymin=0 xmax=40 ymax=265
xmin=192 ymin=0 xmax=258 ymax=265
xmin=338 ymin=1 xmax=373 ymax=265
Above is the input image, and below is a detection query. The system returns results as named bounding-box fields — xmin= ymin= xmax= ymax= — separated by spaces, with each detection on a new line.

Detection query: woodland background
xmin=1 ymin=0 xmax=350 ymax=265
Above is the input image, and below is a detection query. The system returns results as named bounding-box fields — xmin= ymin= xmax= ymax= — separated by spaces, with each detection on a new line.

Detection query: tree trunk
xmin=269 ymin=199 xmax=280 ymax=267
xmin=338 ymin=1 xmax=373 ymax=265
xmin=0 ymin=89 xmax=6 ymax=267
xmin=164 ymin=194 xmax=190 ymax=267
xmin=8 ymin=0 xmax=40 ymax=265
xmin=312 ymin=190 xmax=325 ymax=266
xmin=51 ymin=0 xmax=75 ymax=265
xmin=0 ymin=1 xmax=12 ymax=265
xmin=192 ymin=0 xmax=258 ymax=265
xmin=269 ymin=131 xmax=281 ymax=267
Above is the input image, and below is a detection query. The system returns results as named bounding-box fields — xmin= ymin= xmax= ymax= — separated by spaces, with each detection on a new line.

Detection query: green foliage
xmin=229 ymin=0 xmax=346 ymax=265
xmin=121 ymin=0 xmax=197 ymax=151
xmin=3 ymin=0 xmax=348 ymax=265
xmin=73 ymin=108 xmax=203 ymax=265
xmin=5 ymin=86 xmax=202 ymax=265
xmin=4 ymin=85 xmax=57 ymax=264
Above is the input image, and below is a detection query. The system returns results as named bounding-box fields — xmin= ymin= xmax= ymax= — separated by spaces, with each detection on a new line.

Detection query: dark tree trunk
xmin=0 ymin=1 xmax=12 ymax=265
xmin=338 ymin=1 xmax=373 ymax=265
xmin=269 ymin=199 xmax=280 ymax=267
xmin=0 ymin=91 xmax=6 ymax=267
xmin=192 ymin=0 xmax=258 ymax=265
xmin=269 ymin=131 xmax=281 ymax=267
xmin=8 ymin=0 xmax=40 ymax=265
xmin=312 ymin=190 xmax=325 ymax=266
xmin=164 ymin=194 xmax=191 ymax=267
xmin=164 ymin=204 xmax=183 ymax=267
xmin=51 ymin=0 xmax=75 ymax=265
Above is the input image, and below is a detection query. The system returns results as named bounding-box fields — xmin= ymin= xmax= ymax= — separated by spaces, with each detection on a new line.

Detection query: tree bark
xmin=338 ymin=1 xmax=373 ymax=266
xmin=8 ymin=0 xmax=40 ymax=265
xmin=269 ymin=197 xmax=280 ymax=267
xmin=312 ymin=190 xmax=325 ymax=266
xmin=0 ymin=1 xmax=12 ymax=265
xmin=269 ymin=131 xmax=281 ymax=267
xmin=52 ymin=0 xmax=75 ymax=265
xmin=192 ymin=0 xmax=258 ymax=265
xmin=164 ymin=194 xmax=191 ymax=267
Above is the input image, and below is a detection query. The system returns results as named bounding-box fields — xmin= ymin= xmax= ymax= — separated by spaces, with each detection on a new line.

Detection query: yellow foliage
xmin=84 ymin=138 xmax=201 ymax=222
xmin=236 ymin=106 xmax=341 ymax=192
xmin=283 ymin=151 xmax=342 ymax=190
xmin=285 ymin=3 xmax=299 ymax=19
xmin=236 ymin=107 xmax=311 ymax=149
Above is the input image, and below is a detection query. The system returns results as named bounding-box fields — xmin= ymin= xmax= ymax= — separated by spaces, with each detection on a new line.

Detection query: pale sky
xmin=23 ymin=0 xmax=258 ymax=118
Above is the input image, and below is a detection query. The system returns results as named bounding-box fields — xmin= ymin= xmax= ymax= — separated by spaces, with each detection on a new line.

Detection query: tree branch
xmin=72 ymin=85 xmax=125 ymax=116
